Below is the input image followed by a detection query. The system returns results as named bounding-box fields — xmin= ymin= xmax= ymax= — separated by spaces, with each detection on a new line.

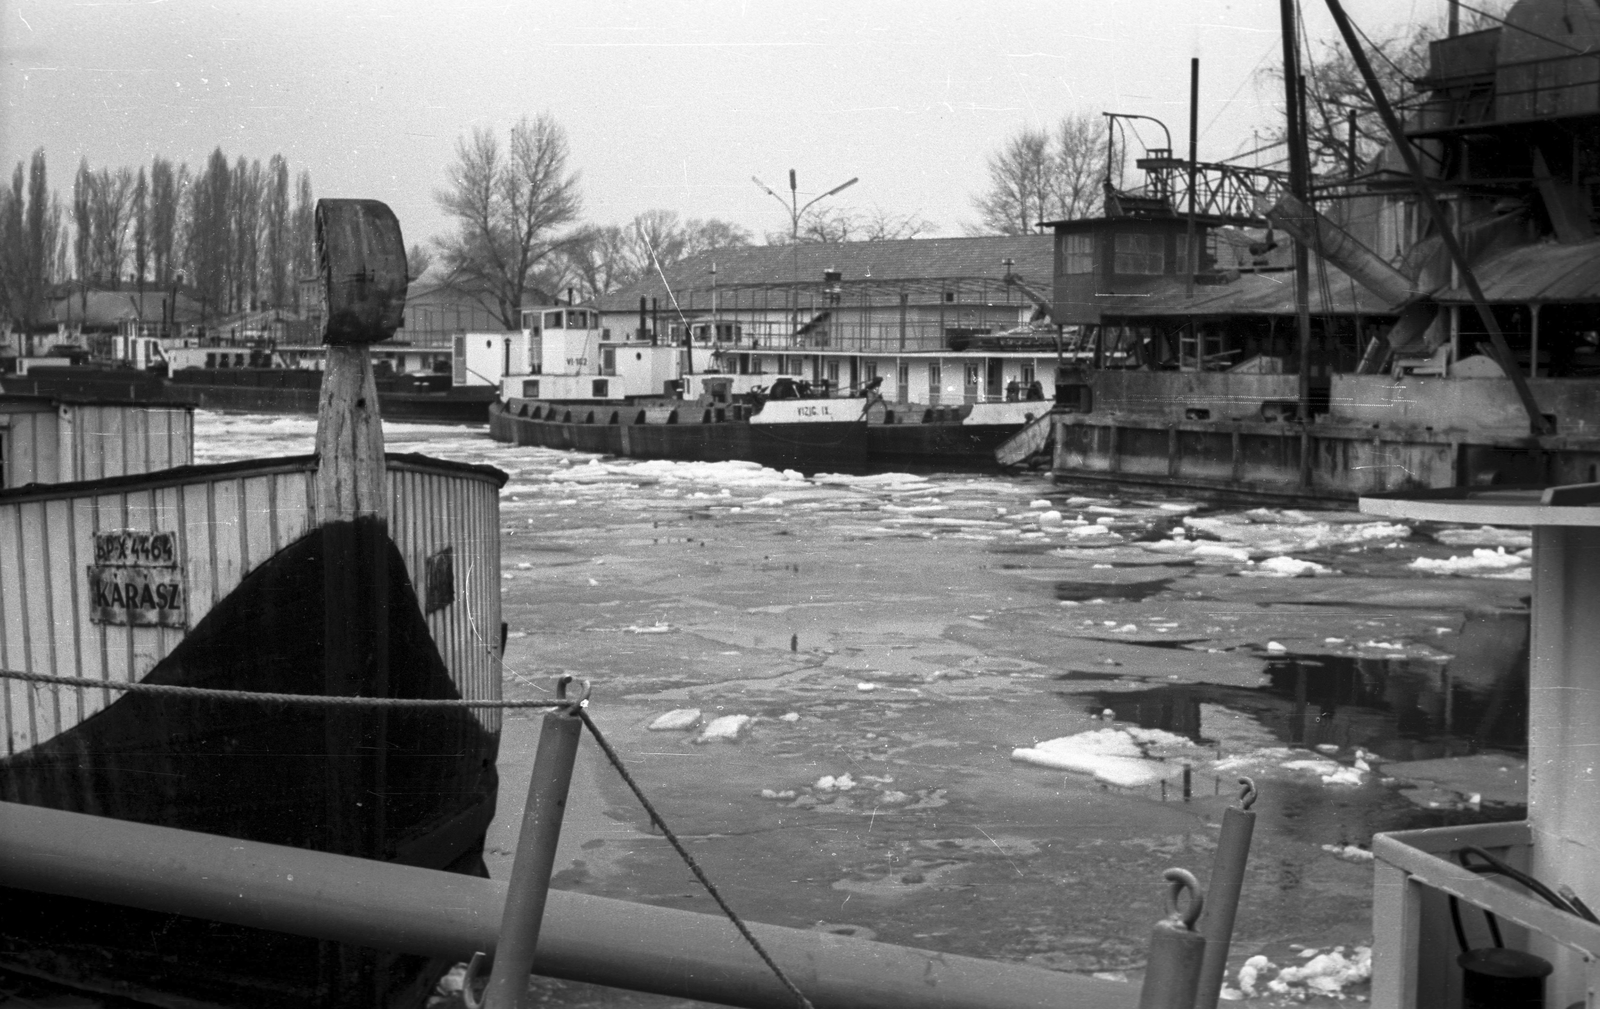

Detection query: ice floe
xmin=1011 ymin=727 xmax=1196 ymax=787
xmin=696 ymin=714 xmax=752 ymax=742
xmin=1433 ymin=525 xmax=1533 ymax=549
xmin=1234 ymin=946 xmax=1373 ymax=998
xmin=647 ymin=708 xmax=701 ymax=731
xmin=1409 ymin=546 xmax=1525 ymax=575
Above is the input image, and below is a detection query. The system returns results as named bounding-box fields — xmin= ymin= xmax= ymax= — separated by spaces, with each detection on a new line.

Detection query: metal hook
xmin=459 ymin=950 xmax=489 ymax=1009
xmin=1163 ymin=868 xmax=1205 ymax=931
xmin=1237 ymin=776 xmax=1258 ymax=811
xmin=554 ymin=675 xmax=592 ymax=707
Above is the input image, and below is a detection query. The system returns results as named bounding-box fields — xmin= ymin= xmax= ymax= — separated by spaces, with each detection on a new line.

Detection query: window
xmin=543 ymin=310 xmax=564 ymax=330
xmin=592 ymin=379 xmax=609 ymax=397
xmin=1061 ymin=233 xmax=1095 ymax=274
xmin=522 ymin=379 xmax=540 ymax=398
xmin=1114 ymin=232 xmax=1164 ymax=275
xmin=569 ymin=310 xmax=590 ymax=329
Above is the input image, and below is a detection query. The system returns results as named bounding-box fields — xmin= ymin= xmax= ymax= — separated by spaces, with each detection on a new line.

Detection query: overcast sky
xmin=2 ymin=0 xmax=1450 ymax=250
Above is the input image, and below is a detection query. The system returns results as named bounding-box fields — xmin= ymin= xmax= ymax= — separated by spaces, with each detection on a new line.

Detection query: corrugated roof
xmin=1433 ymin=239 xmax=1600 ymax=303
xmin=598 ymin=235 xmax=1054 ymax=310
xmin=1081 ymin=263 xmax=1396 ymax=319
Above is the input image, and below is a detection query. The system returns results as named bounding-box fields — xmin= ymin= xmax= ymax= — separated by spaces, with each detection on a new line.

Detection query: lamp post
xmin=752 ymin=171 xmax=857 ymax=340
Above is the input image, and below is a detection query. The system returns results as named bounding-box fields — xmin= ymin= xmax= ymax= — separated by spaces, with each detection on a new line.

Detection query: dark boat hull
xmin=489 ymin=399 xmax=1026 ymax=472
xmin=0 ymin=456 xmax=507 ymax=1007
xmin=490 ymin=399 xmax=872 ymax=473
xmin=1 ymin=367 xmax=496 ymax=425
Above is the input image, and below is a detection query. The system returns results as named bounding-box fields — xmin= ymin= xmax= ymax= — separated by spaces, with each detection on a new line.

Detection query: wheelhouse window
xmin=543 ymin=310 xmax=565 ymax=330
xmin=1061 ymin=233 xmax=1095 ymax=274
xmin=1113 ymin=232 xmax=1164 ymax=275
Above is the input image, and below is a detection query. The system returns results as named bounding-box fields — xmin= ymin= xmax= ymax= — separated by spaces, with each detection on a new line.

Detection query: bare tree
xmin=682 ymin=217 xmax=753 ymax=257
xmin=859 ymin=206 xmax=936 ymax=241
xmin=290 ymin=169 xmax=315 ymax=311
xmin=186 ymin=148 xmax=232 ymax=316
xmin=629 ymin=209 xmax=687 ymax=272
xmin=406 ymin=243 xmax=434 ymax=281
xmin=72 ymin=159 xmax=91 ymax=299
xmin=132 ymin=167 xmax=148 ymax=289
xmin=263 ymin=155 xmax=290 ymax=307
xmin=1049 ymin=113 xmax=1110 ymax=219
xmin=433 ymin=113 xmax=582 ymax=329
xmin=969 ymin=128 xmax=1053 ymax=235
xmin=88 ymin=166 xmax=135 ymax=287
xmin=969 ymin=114 xmax=1114 ymax=233
xmin=149 ymin=157 xmax=179 ymax=284
xmin=0 ymin=150 xmax=56 ymax=333
xmin=560 ymin=224 xmax=632 ymax=301
xmin=229 ymin=156 xmax=263 ymax=312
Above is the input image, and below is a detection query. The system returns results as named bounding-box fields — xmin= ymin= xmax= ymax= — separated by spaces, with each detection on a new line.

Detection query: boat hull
xmin=0 ymin=455 xmax=507 ymax=1007
xmin=489 ymin=398 xmax=1032 ymax=472
xmin=490 ymin=399 xmax=872 ymax=472
xmin=1 ymin=368 xmax=496 ymax=425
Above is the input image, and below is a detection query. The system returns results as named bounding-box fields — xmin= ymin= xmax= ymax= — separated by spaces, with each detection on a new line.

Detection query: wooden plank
xmin=1373 ymin=834 xmax=1600 ymax=958
xmin=1370 ymin=861 xmax=1421 ymax=1009
xmin=0 ymin=503 xmax=27 ymax=755
xmin=1379 ymin=820 xmax=1532 ymax=854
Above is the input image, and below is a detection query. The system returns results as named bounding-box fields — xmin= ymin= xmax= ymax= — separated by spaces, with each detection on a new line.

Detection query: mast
xmin=1185 ymin=58 xmax=1200 ymax=300
xmin=1278 ymin=0 xmax=1315 ymax=425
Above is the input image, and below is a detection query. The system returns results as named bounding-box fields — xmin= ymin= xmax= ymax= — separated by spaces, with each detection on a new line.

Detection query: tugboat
xmin=0 ymin=199 xmax=507 ymax=1007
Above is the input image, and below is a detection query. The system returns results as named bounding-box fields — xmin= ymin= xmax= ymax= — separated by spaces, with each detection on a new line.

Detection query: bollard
xmin=1138 ymin=869 xmax=1207 ymax=1009
xmin=468 ymin=677 xmax=588 ymax=1009
xmin=1195 ymin=778 xmax=1258 ymax=1009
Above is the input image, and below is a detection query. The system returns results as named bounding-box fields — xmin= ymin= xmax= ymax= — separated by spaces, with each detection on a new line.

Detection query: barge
xmin=485 ymin=303 xmax=1050 ymax=472
xmin=0 ymin=199 xmax=506 ymax=1007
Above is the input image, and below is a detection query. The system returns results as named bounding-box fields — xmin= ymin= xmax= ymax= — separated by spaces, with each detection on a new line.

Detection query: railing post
xmin=1138 ymin=869 xmax=1207 ymax=1009
xmin=1195 ymin=779 xmax=1258 ymax=1009
xmin=473 ymin=678 xmax=587 ymax=1009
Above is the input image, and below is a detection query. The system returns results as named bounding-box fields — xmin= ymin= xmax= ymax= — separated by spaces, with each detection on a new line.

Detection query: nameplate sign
xmin=88 ymin=530 xmax=187 ymax=628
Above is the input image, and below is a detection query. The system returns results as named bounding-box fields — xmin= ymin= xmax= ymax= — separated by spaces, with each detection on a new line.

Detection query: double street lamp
xmin=752 ymin=170 xmax=858 ymax=337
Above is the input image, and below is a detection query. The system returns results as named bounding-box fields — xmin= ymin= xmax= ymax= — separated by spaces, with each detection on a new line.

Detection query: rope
xmin=0 ymin=668 xmax=572 ymax=710
xmin=575 ymin=706 xmax=816 ymax=1009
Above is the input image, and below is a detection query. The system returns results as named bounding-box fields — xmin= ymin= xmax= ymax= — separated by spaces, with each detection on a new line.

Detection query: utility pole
xmin=753 ymin=171 xmax=857 ymax=341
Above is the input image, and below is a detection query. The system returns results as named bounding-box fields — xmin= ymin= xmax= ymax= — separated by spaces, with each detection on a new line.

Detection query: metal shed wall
xmin=1 ymin=457 xmax=503 ymax=756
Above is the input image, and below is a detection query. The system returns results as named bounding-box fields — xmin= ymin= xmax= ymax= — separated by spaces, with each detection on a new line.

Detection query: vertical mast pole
xmin=1279 ymin=0 xmax=1314 ymax=424
xmin=1185 ymin=58 xmax=1200 ymax=300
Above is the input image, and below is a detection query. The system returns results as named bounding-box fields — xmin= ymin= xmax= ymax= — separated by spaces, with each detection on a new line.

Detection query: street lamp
xmin=752 ymin=170 xmax=858 ymax=337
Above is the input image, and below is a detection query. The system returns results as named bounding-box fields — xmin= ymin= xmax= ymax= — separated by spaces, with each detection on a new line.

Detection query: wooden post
xmin=311 ymin=197 xmax=408 ymax=1005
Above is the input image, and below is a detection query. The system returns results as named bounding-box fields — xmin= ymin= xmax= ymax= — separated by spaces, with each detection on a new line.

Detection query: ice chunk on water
xmin=1434 ymin=525 xmax=1532 ymax=549
xmin=648 ymin=708 xmax=702 ymax=731
xmin=1011 ymin=729 xmax=1170 ymax=787
xmin=1253 ymin=556 xmax=1331 ymax=577
xmin=1410 ymin=547 xmax=1525 ymax=574
xmin=697 ymin=714 xmax=752 ymax=742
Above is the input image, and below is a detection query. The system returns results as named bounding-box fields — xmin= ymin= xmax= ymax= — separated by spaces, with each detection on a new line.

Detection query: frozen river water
xmin=205 ymin=414 xmax=1534 ymax=1006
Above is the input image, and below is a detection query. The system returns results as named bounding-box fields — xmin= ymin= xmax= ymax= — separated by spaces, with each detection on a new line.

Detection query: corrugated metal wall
xmin=66 ymin=404 xmax=195 ymax=482
xmin=1 ymin=457 xmax=503 ymax=756
xmin=0 ymin=408 xmax=60 ymax=487
xmin=388 ymin=460 xmax=504 ymax=735
xmin=0 ymin=403 xmax=194 ymax=488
